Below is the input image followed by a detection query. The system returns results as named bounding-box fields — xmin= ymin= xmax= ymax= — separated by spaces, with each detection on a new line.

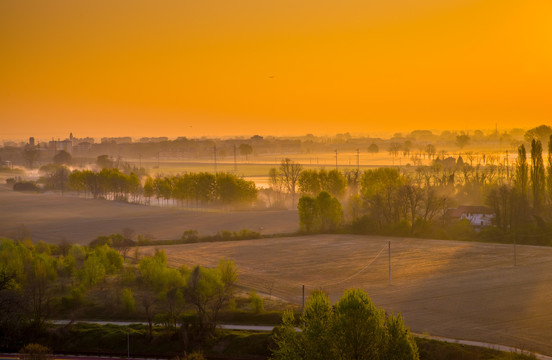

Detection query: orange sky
xmin=1 ymin=0 xmax=551 ymax=140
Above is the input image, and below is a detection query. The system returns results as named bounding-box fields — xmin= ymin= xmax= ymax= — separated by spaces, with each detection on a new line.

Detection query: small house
xmin=443 ymin=205 xmax=495 ymax=228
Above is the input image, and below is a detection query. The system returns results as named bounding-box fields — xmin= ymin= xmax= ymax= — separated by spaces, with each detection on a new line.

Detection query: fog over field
xmin=0 ymin=184 xmax=298 ymax=243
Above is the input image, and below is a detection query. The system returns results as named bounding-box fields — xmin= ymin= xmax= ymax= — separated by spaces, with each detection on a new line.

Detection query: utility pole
xmin=506 ymin=150 xmax=509 ymax=182
xmin=233 ymin=145 xmax=237 ymax=172
xmin=335 ymin=149 xmax=338 ymax=170
xmin=357 ymin=148 xmax=360 ymax=173
xmin=127 ymin=330 xmax=130 ymax=358
xmin=214 ymin=145 xmax=217 ymax=174
xmin=388 ymin=241 xmax=391 ymax=286
xmin=302 ymin=284 xmax=305 ymax=312
xmin=514 ymin=231 xmax=517 ymax=267
xmin=138 ymin=153 xmax=141 ymax=169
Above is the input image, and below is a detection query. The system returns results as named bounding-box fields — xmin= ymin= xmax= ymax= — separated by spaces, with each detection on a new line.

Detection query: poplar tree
xmin=515 ymin=144 xmax=529 ymax=202
xmin=530 ymin=139 xmax=545 ymax=211
xmin=547 ymin=135 xmax=552 ymax=208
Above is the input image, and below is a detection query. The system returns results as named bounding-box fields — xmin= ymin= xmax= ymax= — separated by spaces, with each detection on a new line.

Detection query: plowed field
xmin=142 ymin=235 xmax=552 ymax=356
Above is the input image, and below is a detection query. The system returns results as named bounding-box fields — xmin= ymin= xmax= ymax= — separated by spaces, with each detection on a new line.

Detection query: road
xmin=50 ymin=320 xmax=552 ymax=359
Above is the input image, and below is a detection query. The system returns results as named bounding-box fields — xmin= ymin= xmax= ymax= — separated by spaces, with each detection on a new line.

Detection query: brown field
xmin=0 ymin=185 xmax=298 ymax=244
xmin=142 ymin=235 xmax=552 ymax=356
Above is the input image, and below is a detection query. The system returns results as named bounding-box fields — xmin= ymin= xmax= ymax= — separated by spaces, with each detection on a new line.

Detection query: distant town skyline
xmin=2 ymin=1 xmax=551 ymax=140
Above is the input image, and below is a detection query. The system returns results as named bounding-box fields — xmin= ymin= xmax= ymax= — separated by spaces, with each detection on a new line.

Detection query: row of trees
xmin=62 ymin=169 xmax=258 ymax=207
xmin=68 ymin=168 xmax=141 ymax=201
xmin=143 ymin=172 xmax=257 ymax=207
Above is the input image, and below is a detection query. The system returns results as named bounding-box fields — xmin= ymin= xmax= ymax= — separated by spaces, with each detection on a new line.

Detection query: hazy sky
xmin=1 ymin=0 xmax=551 ymax=140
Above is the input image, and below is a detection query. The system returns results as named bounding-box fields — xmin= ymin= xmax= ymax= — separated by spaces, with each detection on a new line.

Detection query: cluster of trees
xmin=33 ymin=166 xmax=258 ymax=207
xmin=68 ymin=168 xmax=141 ymax=201
xmin=355 ymin=168 xmax=450 ymax=235
xmin=143 ymin=172 xmax=257 ymax=207
xmin=0 ymin=237 xmax=237 ymax=351
xmin=298 ymin=192 xmax=344 ymax=232
xmin=298 ymin=169 xmax=347 ymax=198
xmin=290 ymin=135 xmax=552 ymax=244
xmin=271 ymin=288 xmax=418 ymax=360
xmin=483 ymin=138 xmax=552 ymax=244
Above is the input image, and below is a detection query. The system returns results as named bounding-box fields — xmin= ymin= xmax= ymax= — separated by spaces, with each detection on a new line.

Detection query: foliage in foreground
xmin=271 ymin=288 xmax=419 ymax=360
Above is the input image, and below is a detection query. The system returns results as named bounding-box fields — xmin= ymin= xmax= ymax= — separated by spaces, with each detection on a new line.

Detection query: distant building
xmin=72 ymin=137 xmax=95 ymax=145
xmin=72 ymin=141 xmax=93 ymax=154
xmin=101 ymin=137 xmax=132 ymax=144
xmin=49 ymin=139 xmax=73 ymax=155
xmin=139 ymin=137 xmax=169 ymax=143
xmin=443 ymin=205 xmax=495 ymax=228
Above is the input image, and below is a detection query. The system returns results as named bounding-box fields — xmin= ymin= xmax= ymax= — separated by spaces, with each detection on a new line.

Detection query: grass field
xmin=141 ymin=234 xmax=552 ymax=356
xmin=0 ymin=185 xmax=298 ymax=244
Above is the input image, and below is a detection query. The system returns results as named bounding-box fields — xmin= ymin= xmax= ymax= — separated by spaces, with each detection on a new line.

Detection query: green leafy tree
xmin=122 ymin=288 xmax=135 ymax=313
xmin=530 ymin=139 xmax=545 ymax=211
xmin=361 ymin=168 xmax=406 ymax=227
xmin=248 ymin=291 xmax=264 ymax=313
xmin=272 ymin=289 xmax=418 ymax=360
xmin=315 ymin=191 xmax=343 ymax=231
xmin=298 ymin=192 xmax=343 ymax=232
xmin=80 ymin=254 xmax=106 ymax=286
xmin=185 ymin=260 xmax=237 ymax=339
xmin=547 ymin=135 xmax=552 ymax=208
xmin=333 ymin=288 xmax=386 ymax=359
xmin=298 ymin=196 xmax=317 ymax=232
xmin=143 ymin=177 xmax=154 ymax=205
xmin=515 ymin=144 xmax=529 ymax=206
xmin=384 ymin=314 xmax=419 ymax=360
xmin=298 ymin=170 xmax=321 ymax=196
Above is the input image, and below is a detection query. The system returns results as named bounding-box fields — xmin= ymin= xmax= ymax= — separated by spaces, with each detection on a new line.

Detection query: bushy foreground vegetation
xmin=0 ymin=236 xmax=237 ymax=352
xmin=271 ymin=288 xmax=419 ymax=360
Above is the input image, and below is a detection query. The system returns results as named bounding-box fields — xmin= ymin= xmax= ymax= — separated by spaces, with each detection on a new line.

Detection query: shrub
xmin=13 ymin=181 xmax=41 ymax=192
xmin=19 ymin=344 xmax=52 ymax=360
xmin=249 ymin=291 xmax=264 ymax=314
xmin=122 ymin=288 xmax=135 ymax=313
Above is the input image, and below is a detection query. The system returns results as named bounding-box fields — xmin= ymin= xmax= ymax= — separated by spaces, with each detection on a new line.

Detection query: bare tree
xmin=279 ymin=158 xmax=303 ymax=208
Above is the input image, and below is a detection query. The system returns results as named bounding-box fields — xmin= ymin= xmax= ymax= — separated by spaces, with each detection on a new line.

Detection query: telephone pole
xmin=506 ymin=150 xmax=509 ymax=182
xmin=214 ymin=145 xmax=217 ymax=174
xmin=335 ymin=149 xmax=338 ymax=170
xmin=388 ymin=241 xmax=391 ymax=286
xmin=514 ymin=231 xmax=517 ymax=267
xmin=357 ymin=148 xmax=360 ymax=172
xmin=233 ymin=145 xmax=237 ymax=172
xmin=302 ymin=284 xmax=305 ymax=312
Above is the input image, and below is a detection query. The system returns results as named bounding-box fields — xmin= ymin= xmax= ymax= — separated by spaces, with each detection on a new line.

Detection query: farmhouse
xmin=443 ymin=205 xmax=495 ymax=228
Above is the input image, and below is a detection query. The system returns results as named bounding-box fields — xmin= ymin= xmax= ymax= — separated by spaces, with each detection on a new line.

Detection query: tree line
xmin=55 ymin=169 xmax=258 ymax=207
